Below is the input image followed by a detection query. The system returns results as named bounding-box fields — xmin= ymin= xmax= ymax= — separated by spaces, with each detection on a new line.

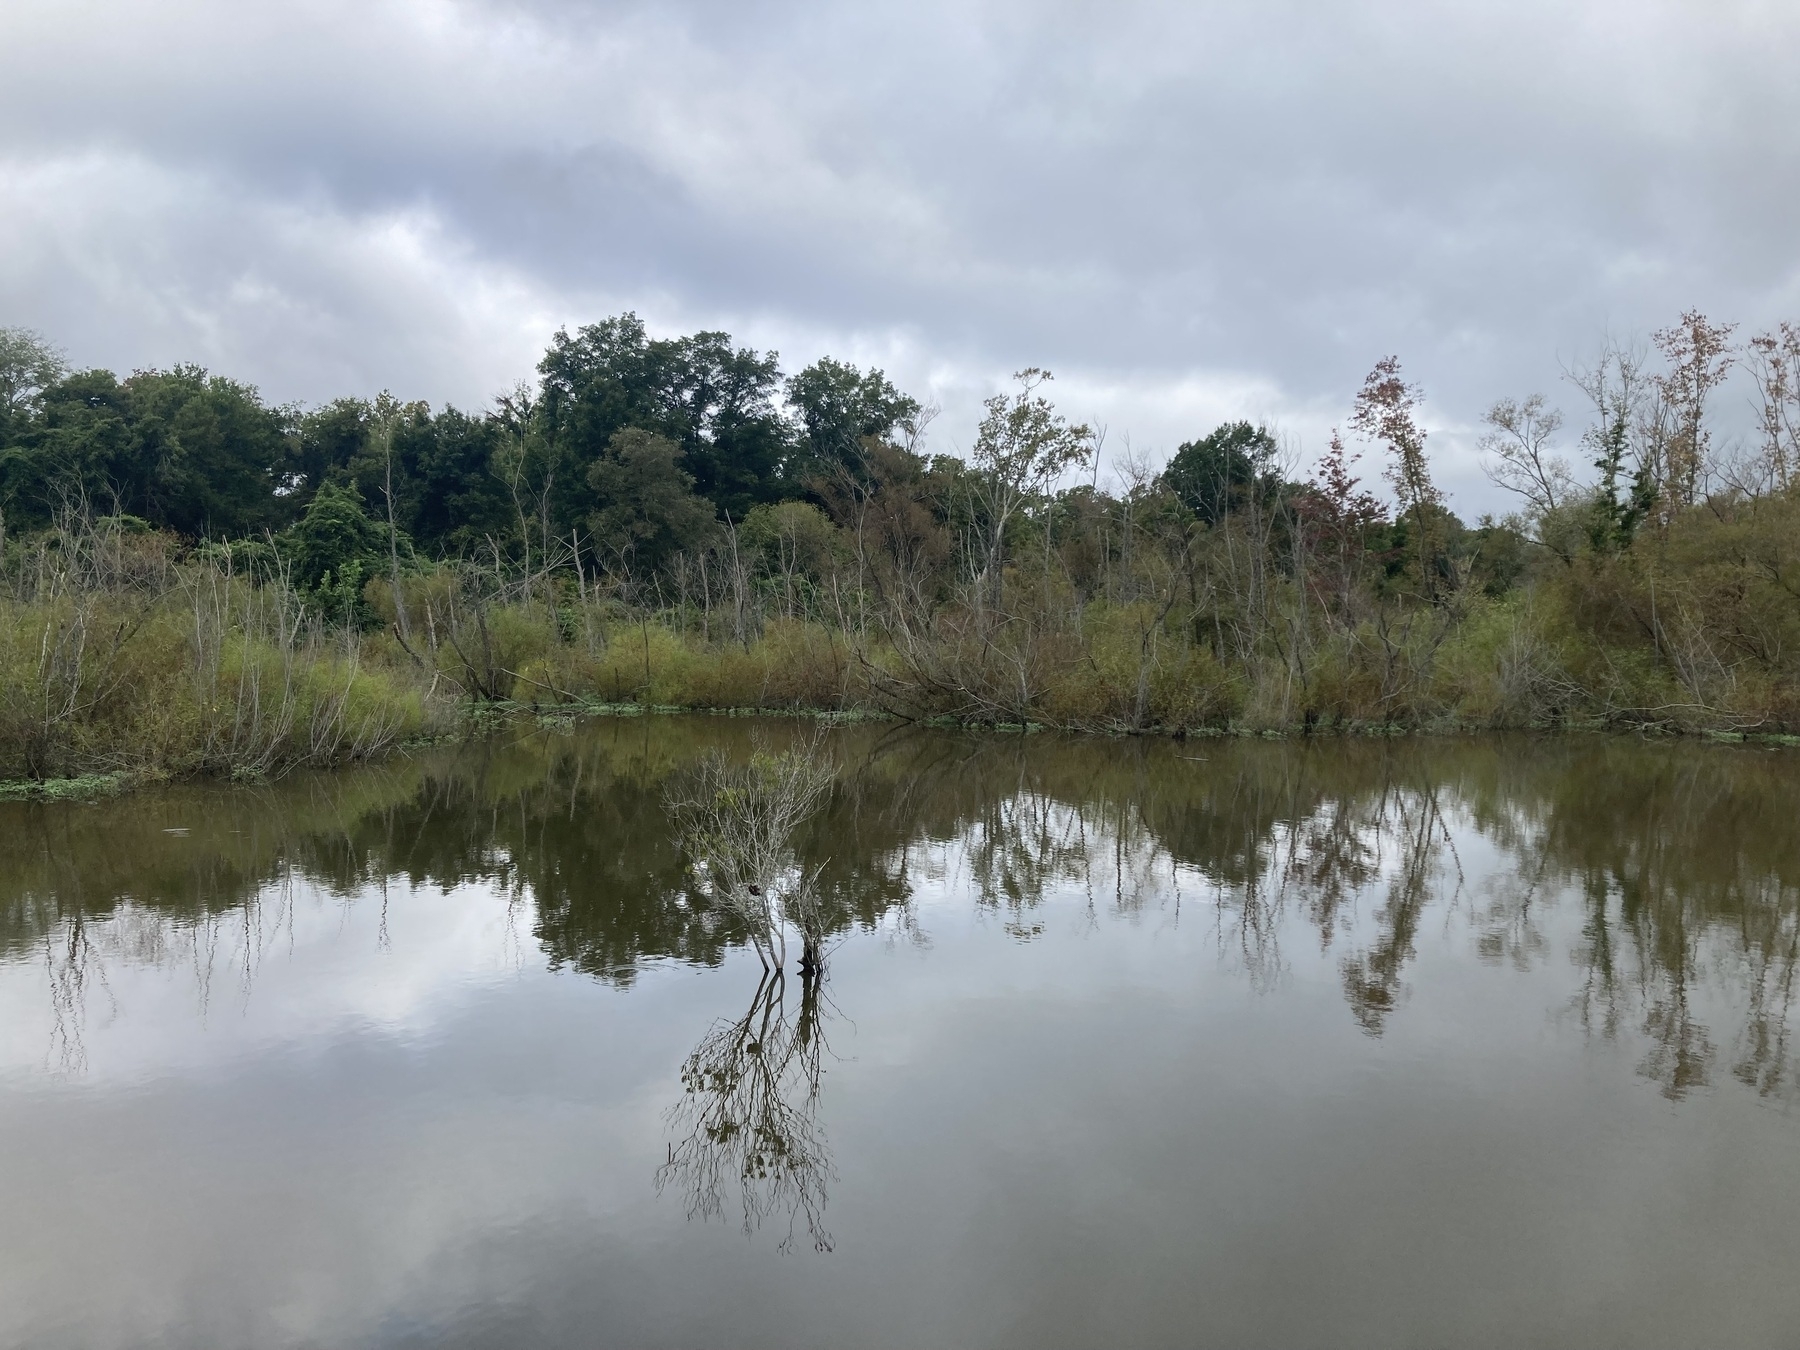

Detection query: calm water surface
xmin=3 ymin=720 xmax=1799 ymax=1349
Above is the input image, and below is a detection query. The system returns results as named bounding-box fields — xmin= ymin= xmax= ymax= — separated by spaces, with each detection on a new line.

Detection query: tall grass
xmin=4 ymin=483 xmax=1798 ymax=788
xmin=0 ymin=517 xmax=432 ymax=781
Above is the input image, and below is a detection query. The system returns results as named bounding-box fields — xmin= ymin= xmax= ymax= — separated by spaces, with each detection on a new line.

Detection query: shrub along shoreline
xmin=4 ymin=309 xmax=1799 ymax=792
xmin=3 ymin=515 xmax=1796 ymax=803
xmin=5 ymin=476 xmax=1800 ymax=792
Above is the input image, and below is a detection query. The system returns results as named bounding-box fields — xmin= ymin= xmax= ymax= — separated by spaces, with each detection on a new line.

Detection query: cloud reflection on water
xmin=3 ymin=720 xmax=1798 ymax=1104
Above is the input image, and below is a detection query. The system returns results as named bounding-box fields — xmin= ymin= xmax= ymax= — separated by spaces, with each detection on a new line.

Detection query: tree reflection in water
xmin=658 ymin=967 xmax=836 ymax=1252
xmin=5 ymin=725 xmax=1800 ymax=1105
xmin=34 ymin=876 xmax=300 ymax=1073
xmin=1334 ymin=785 xmax=1463 ymax=1034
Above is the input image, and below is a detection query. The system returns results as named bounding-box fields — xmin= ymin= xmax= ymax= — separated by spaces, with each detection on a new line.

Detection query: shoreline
xmin=5 ymin=701 xmax=1795 ymax=803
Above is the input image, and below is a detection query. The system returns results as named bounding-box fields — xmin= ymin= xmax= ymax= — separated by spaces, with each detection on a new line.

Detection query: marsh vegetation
xmin=3 ymin=311 xmax=1799 ymax=784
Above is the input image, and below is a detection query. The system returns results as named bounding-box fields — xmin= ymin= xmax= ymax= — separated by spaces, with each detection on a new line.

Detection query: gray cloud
xmin=5 ymin=0 xmax=1799 ymax=507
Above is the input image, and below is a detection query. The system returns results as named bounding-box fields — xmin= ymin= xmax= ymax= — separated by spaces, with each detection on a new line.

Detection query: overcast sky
xmin=4 ymin=0 xmax=1798 ymax=509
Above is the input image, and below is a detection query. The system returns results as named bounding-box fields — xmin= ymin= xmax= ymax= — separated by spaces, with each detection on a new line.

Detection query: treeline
xmin=0 ymin=315 xmax=918 ymax=561
xmin=1 ymin=309 xmax=1798 ymax=781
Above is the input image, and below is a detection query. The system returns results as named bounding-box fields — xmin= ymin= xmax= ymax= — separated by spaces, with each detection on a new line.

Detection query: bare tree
xmin=1746 ymin=322 xmax=1800 ymax=493
xmin=1563 ymin=337 xmax=1664 ymax=548
xmin=371 ymin=397 xmax=413 ymax=644
xmin=1481 ymin=395 xmax=1569 ymax=519
xmin=667 ymin=739 xmax=837 ymax=972
xmin=491 ymin=382 xmax=563 ymax=605
xmin=1652 ymin=310 xmax=1737 ymax=507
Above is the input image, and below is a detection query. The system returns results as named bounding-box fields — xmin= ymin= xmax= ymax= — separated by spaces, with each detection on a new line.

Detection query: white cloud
xmin=0 ymin=150 xmax=582 ymax=406
xmin=4 ymin=0 xmax=1800 ymax=510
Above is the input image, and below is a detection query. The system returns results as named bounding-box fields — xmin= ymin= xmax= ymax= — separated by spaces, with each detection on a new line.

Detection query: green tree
xmin=288 ymin=397 xmax=374 ymax=509
xmin=282 ymin=481 xmax=391 ymax=622
xmin=0 ymin=330 xmax=71 ymax=533
xmin=784 ymin=357 xmax=920 ymax=484
xmin=539 ymin=313 xmax=795 ymax=526
xmin=969 ymin=369 xmax=1094 ymax=610
xmin=670 ymin=331 xmax=792 ymax=518
xmin=17 ymin=365 xmax=290 ymax=537
xmin=586 ymin=428 xmax=718 ymax=575
xmin=1161 ymin=421 xmax=1278 ymax=525
xmin=0 ymin=327 xmax=66 ymax=432
xmin=124 ymin=367 xmax=291 ymax=537
xmin=406 ymin=407 xmax=513 ymax=554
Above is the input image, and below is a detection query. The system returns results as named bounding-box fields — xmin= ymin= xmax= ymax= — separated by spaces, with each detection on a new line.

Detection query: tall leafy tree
xmin=663 ymin=330 xmax=791 ymax=518
xmin=8 ymin=370 xmax=132 ymax=524
xmin=586 ymin=428 xmax=718 ymax=574
xmin=15 ymin=366 xmax=289 ymax=536
xmin=135 ymin=368 xmax=293 ymax=537
xmin=1161 ymin=421 xmax=1278 ymax=525
xmin=404 ymin=406 xmax=514 ymax=555
xmin=784 ymin=357 xmax=920 ymax=484
xmin=0 ymin=327 xmax=66 ymax=434
xmin=969 ymin=369 xmax=1094 ymax=611
xmin=287 ymin=398 xmax=373 ymax=509
xmin=539 ymin=313 xmax=794 ymax=527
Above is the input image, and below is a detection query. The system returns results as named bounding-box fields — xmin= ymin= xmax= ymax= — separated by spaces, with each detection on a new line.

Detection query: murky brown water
xmin=4 ymin=720 xmax=1800 ymax=1349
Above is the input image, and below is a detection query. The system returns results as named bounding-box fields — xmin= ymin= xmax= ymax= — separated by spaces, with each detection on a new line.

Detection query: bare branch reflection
xmin=1338 ymin=786 xmax=1463 ymax=1034
xmin=658 ymin=967 xmax=836 ymax=1253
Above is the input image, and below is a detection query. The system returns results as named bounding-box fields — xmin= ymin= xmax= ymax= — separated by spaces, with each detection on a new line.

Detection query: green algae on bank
xmin=0 ymin=771 xmax=136 ymax=801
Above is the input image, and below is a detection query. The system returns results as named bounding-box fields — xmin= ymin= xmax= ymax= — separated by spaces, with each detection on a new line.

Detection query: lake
xmin=3 ymin=719 xmax=1799 ymax=1349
